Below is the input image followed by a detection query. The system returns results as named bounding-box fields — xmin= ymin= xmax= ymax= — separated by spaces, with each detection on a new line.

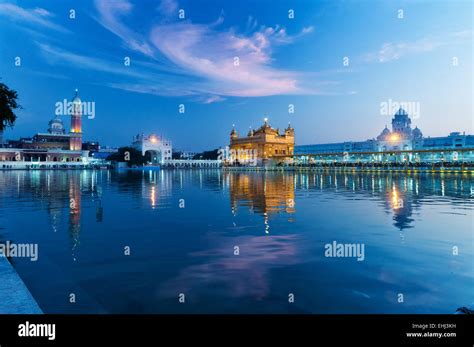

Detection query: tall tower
xmin=69 ymin=89 xmax=83 ymax=151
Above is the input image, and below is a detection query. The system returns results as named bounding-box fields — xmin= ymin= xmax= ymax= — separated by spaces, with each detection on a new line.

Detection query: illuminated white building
xmin=132 ymin=134 xmax=172 ymax=164
xmin=296 ymin=108 xmax=474 ymax=163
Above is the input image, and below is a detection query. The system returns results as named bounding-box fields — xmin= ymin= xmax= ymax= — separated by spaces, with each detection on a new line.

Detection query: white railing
xmin=162 ymin=159 xmax=222 ymax=167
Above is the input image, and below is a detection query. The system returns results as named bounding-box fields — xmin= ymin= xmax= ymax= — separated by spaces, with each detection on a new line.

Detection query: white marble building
xmin=132 ymin=134 xmax=172 ymax=164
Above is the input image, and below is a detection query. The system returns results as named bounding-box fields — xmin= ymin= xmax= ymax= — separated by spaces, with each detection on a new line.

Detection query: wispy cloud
xmin=36 ymin=41 xmax=233 ymax=100
xmin=93 ymin=0 xmax=316 ymax=98
xmin=363 ymin=30 xmax=472 ymax=63
xmin=32 ymin=8 xmax=53 ymax=17
xmin=0 ymin=3 xmax=67 ymax=32
xmin=94 ymin=0 xmax=154 ymax=57
xmin=148 ymin=22 xmax=314 ymax=97
xmin=157 ymin=0 xmax=178 ymax=18
xmin=36 ymin=42 xmax=151 ymax=80
xmin=364 ymin=40 xmax=441 ymax=63
xmin=245 ymin=16 xmax=258 ymax=33
xmin=105 ymin=82 xmax=187 ymax=97
xmin=202 ymin=95 xmax=226 ymax=104
xmin=15 ymin=0 xmax=324 ymax=102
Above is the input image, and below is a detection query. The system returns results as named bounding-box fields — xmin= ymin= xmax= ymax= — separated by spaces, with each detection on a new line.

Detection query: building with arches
xmin=132 ymin=134 xmax=172 ymax=165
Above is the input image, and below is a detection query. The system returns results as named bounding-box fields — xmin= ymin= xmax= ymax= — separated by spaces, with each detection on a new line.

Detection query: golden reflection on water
xmin=1 ymin=170 xmax=471 ymax=258
xmin=228 ymin=172 xmax=296 ymax=216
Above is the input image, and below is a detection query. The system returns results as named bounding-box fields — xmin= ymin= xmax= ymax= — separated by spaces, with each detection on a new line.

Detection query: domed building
xmin=29 ymin=90 xmax=83 ymax=151
xmin=377 ymin=108 xmax=418 ymax=142
xmin=229 ymin=119 xmax=295 ymax=166
xmin=391 ymin=108 xmax=413 ymax=139
xmin=30 ymin=114 xmax=73 ymax=150
xmin=377 ymin=126 xmax=391 ymax=141
xmin=48 ymin=115 xmax=66 ymax=135
xmin=412 ymin=126 xmax=423 ymax=140
xmin=0 ymin=89 xmax=87 ymax=166
xmin=376 ymin=108 xmax=420 ymax=154
xmin=296 ymin=107 xmax=474 ymax=164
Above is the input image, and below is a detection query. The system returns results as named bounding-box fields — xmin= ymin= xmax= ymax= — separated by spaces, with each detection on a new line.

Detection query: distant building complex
xmin=295 ymin=109 xmax=474 ymax=163
xmin=2 ymin=96 xmax=472 ymax=170
xmin=0 ymin=90 xmax=89 ymax=168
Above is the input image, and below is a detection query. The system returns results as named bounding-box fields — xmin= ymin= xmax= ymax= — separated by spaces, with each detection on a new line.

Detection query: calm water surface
xmin=0 ymin=169 xmax=472 ymax=313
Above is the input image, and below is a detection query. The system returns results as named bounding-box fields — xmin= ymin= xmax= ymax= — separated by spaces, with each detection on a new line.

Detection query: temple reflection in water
xmin=0 ymin=169 xmax=471 ymax=256
xmin=1 ymin=169 xmax=472 ymax=313
xmin=228 ymin=172 xmax=296 ymax=233
xmin=226 ymin=171 xmax=471 ymax=232
xmin=0 ymin=171 xmax=103 ymax=259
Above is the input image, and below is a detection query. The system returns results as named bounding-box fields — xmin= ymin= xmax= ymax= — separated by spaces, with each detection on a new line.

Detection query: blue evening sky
xmin=0 ymin=0 xmax=472 ymax=151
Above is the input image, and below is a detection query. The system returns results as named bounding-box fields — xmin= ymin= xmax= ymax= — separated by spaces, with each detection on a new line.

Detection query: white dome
xmin=412 ymin=126 xmax=423 ymax=139
xmin=48 ymin=116 xmax=65 ymax=134
xmin=377 ymin=126 xmax=391 ymax=141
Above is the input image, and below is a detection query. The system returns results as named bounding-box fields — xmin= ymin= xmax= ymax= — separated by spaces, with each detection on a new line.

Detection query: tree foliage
xmin=106 ymin=147 xmax=147 ymax=167
xmin=193 ymin=149 xmax=219 ymax=160
xmin=0 ymin=82 xmax=21 ymax=132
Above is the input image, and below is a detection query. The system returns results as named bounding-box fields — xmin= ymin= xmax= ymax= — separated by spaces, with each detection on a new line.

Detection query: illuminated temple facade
xmin=229 ymin=119 xmax=295 ymax=166
xmin=0 ymin=90 xmax=86 ymax=168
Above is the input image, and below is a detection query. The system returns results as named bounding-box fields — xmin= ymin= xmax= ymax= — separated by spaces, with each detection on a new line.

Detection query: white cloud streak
xmin=364 ymin=31 xmax=472 ymax=63
xmin=0 ymin=3 xmax=66 ymax=32
xmin=93 ymin=0 xmax=154 ymax=57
